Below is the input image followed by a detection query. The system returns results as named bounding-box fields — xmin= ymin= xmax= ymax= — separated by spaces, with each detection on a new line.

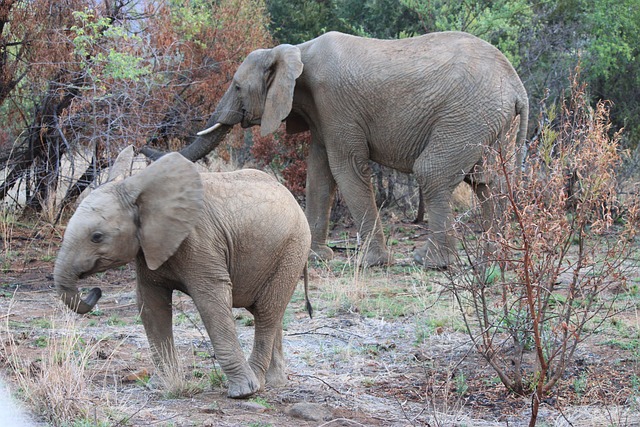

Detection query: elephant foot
xmin=264 ymin=350 xmax=287 ymax=387
xmin=227 ymin=370 xmax=261 ymax=399
xmin=265 ymin=367 xmax=287 ymax=388
xmin=309 ymin=244 xmax=334 ymax=263
xmin=361 ymin=245 xmax=392 ymax=267
xmin=413 ymin=239 xmax=451 ymax=270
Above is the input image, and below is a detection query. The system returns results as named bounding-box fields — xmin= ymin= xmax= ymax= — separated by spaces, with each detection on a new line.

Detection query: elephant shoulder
xmin=312 ymin=31 xmax=350 ymax=44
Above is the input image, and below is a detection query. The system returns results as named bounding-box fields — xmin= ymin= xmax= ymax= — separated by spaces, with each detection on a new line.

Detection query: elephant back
xmin=199 ymin=168 xmax=309 ymax=240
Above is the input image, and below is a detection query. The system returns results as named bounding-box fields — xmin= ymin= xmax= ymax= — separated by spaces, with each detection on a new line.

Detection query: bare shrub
xmin=447 ymin=71 xmax=640 ymax=426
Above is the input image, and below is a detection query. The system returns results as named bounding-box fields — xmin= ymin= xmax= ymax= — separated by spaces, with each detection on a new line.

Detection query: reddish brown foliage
xmin=1 ymin=0 xmax=274 ymax=212
xmin=251 ymin=126 xmax=310 ymax=197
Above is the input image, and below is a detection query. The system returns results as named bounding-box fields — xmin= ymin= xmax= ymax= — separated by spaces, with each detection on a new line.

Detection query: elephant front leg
xmin=137 ymin=283 xmax=177 ymax=373
xmin=328 ymin=149 xmax=391 ymax=267
xmin=191 ymin=281 xmax=260 ymax=399
xmin=306 ymin=142 xmax=337 ymax=262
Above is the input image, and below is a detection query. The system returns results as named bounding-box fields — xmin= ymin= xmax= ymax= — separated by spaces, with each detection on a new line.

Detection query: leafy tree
xmin=266 ymin=0 xmax=347 ymax=44
xmin=579 ymin=0 xmax=640 ymax=144
xmin=400 ymin=0 xmax=533 ymax=68
xmin=0 ymin=0 xmax=96 ymax=210
xmin=267 ymin=0 xmax=422 ymax=43
xmin=335 ymin=0 xmax=422 ymax=38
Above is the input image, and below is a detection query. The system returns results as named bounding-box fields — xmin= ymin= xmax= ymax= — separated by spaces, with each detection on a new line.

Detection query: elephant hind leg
xmin=247 ymin=253 xmax=305 ymax=388
xmin=412 ymin=147 xmax=463 ymax=269
xmin=191 ymin=279 xmax=260 ymax=399
xmin=245 ymin=306 xmax=278 ymax=388
xmin=247 ymin=309 xmax=290 ymax=389
xmin=265 ymin=327 xmax=286 ymax=387
xmin=411 ymin=190 xmax=457 ymax=269
xmin=466 ymin=174 xmax=503 ymax=263
xmin=466 ymin=178 xmax=495 ymax=232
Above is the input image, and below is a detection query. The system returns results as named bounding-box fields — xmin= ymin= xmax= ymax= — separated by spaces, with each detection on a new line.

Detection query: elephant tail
xmin=303 ymin=263 xmax=313 ymax=319
xmin=514 ymin=94 xmax=529 ymax=172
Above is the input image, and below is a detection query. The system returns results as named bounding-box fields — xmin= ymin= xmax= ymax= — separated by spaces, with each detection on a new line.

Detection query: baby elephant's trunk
xmin=54 ymin=260 xmax=102 ymax=314
xmin=58 ymin=285 xmax=102 ymax=314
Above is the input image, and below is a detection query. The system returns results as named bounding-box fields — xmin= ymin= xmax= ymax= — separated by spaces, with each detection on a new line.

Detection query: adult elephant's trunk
xmin=141 ymin=123 xmax=233 ymax=162
xmin=54 ymin=261 xmax=102 ymax=315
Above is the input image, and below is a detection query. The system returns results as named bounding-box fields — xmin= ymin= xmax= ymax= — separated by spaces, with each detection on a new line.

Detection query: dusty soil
xmin=1 ymin=216 xmax=640 ymax=426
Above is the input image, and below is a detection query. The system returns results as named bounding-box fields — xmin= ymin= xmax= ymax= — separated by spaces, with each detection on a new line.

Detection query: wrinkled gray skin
xmin=54 ymin=149 xmax=311 ymax=398
xmin=142 ymin=31 xmax=529 ymax=268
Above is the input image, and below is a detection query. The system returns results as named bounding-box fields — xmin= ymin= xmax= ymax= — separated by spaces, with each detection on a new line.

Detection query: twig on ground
xmin=318 ymin=418 xmax=369 ymax=427
xmin=394 ymin=395 xmax=421 ymax=427
xmin=112 ymin=395 xmax=152 ymax=427
xmin=291 ymin=374 xmax=343 ymax=394
xmin=287 ymin=325 xmax=364 ymax=341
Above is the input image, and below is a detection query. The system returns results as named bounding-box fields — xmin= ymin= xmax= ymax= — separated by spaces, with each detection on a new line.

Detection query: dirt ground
xmin=1 ymin=216 xmax=640 ymax=427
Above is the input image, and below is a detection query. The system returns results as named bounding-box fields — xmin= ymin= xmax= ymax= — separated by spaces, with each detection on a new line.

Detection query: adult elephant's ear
xmin=123 ymin=153 xmax=204 ymax=270
xmin=261 ymin=44 xmax=303 ymax=136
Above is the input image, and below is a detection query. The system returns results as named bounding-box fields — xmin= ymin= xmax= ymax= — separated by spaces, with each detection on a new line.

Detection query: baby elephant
xmin=54 ymin=148 xmax=312 ymax=398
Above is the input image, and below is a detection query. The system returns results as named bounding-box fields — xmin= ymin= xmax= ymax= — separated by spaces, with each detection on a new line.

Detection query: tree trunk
xmin=1 ymin=71 xmax=85 ymax=211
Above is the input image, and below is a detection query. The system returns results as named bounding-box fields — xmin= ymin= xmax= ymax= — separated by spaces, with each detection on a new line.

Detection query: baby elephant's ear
xmin=124 ymin=153 xmax=204 ymax=270
xmin=107 ymin=145 xmax=137 ymax=183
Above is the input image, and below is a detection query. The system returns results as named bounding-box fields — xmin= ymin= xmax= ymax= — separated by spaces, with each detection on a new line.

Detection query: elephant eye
xmin=234 ymin=84 xmax=241 ymax=91
xmin=91 ymin=232 xmax=104 ymax=243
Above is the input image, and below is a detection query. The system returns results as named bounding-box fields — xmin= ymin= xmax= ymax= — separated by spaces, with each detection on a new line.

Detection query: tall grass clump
xmin=153 ymin=345 xmax=205 ymax=398
xmin=2 ymin=308 xmax=100 ymax=425
xmin=1 ymin=205 xmax=17 ymax=269
xmin=448 ymin=71 xmax=640 ymax=427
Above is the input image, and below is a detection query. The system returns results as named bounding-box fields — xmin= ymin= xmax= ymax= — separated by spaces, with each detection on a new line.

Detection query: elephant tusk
xmin=196 ymin=123 xmax=222 ymax=136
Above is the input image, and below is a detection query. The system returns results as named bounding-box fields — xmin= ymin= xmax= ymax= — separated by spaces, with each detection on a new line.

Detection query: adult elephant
xmin=142 ymin=31 xmax=529 ymax=268
xmin=54 ymin=147 xmax=312 ymax=398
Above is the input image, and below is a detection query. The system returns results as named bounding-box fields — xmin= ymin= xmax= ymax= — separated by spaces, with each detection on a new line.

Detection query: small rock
xmin=236 ymin=401 xmax=267 ymax=413
xmin=200 ymin=403 xmax=223 ymax=414
xmin=287 ymin=402 xmax=332 ymax=421
xmin=413 ymin=351 xmax=431 ymax=362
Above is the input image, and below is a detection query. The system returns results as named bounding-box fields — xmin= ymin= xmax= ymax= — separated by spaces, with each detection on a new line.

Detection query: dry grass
xmin=2 ymin=306 xmax=100 ymax=425
xmin=153 ymin=345 xmax=206 ymax=399
xmin=315 ymin=245 xmax=448 ymax=323
xmin=1 ymin=209 xmax=16 ymax=266
xmin=1 ymin=203 xmax=639 ymax=426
